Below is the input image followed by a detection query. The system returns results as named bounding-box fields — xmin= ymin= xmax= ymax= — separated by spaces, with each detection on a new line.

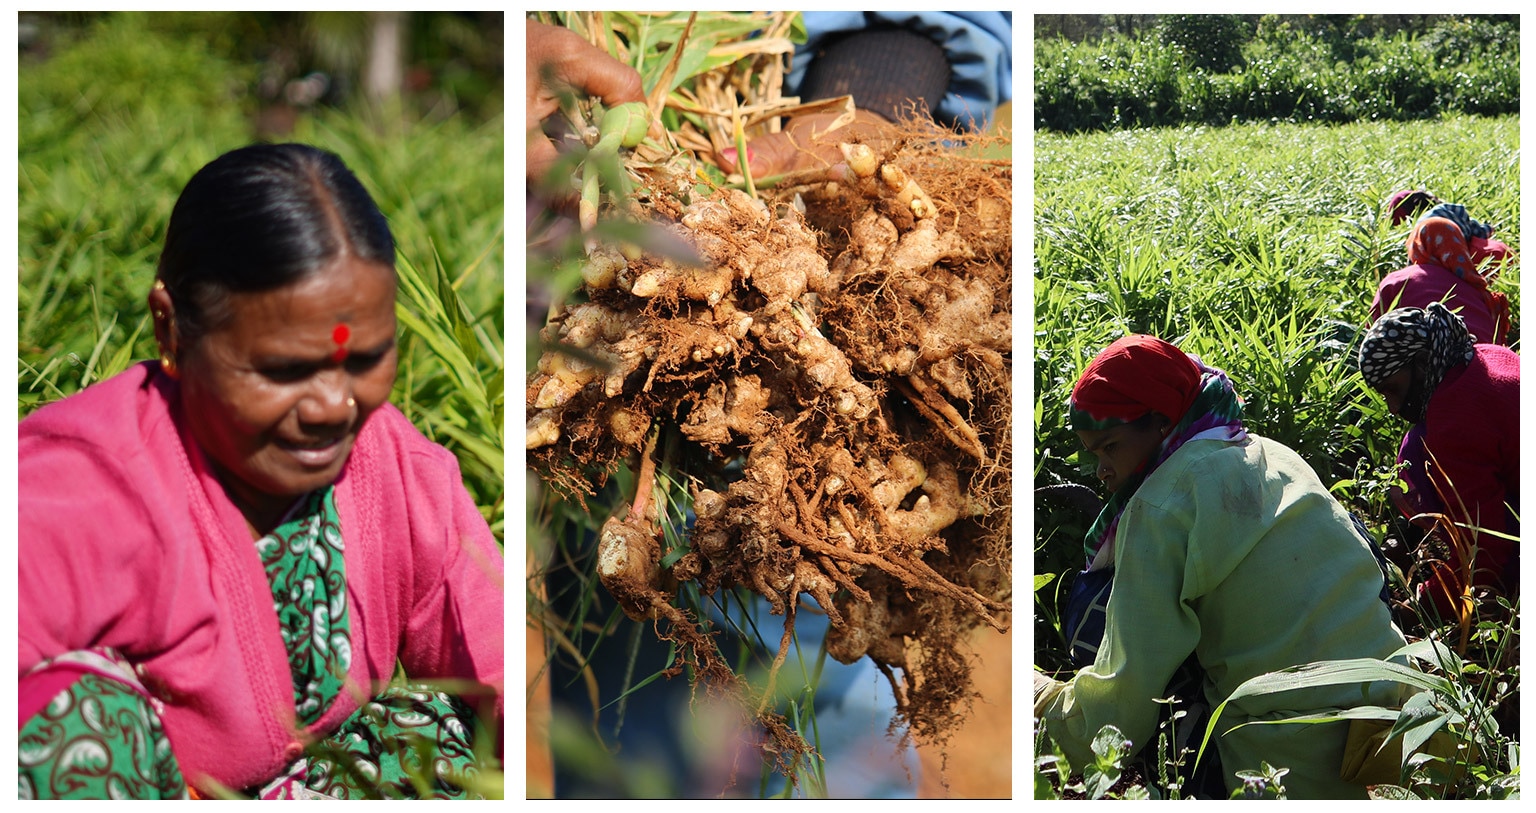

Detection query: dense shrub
xmin=1036 ymin=15 xmax=1518 ymax=132
xmin=1156 ymin=14 xmax=1252 ymax=73
xmin=1036 ymin=37 xmax=1188 ymax=131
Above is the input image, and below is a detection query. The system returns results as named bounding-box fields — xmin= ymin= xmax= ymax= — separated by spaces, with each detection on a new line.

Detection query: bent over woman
xmin=1359 ymin=302 xmax=1519 ymax=612
xmin=1371 ymin=214 xmax=1513 ymax=346
xmin=19 ymin=144 xmax=504 ymax=799
xmin=1034 ymin=335 xmax=1405 ymax=799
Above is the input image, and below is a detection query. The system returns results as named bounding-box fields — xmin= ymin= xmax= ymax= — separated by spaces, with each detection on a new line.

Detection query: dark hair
xmin=157 ymin=143 xmax=395 ymax=341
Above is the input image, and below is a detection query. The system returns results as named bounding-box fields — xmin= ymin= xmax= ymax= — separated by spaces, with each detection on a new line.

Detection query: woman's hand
xmin=526 ymin=20 xmax=645 ymax=188
xmin=715 ymin=109 xmax=898 ymax=181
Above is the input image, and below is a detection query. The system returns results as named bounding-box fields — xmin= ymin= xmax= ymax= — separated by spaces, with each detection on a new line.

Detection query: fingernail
xmin=722 ymin=147 xmax=756 ymax=173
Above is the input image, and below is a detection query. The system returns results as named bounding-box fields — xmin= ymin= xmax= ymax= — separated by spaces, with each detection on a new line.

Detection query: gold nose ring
xmin=347 ymin=397 xmax=356 ymax=408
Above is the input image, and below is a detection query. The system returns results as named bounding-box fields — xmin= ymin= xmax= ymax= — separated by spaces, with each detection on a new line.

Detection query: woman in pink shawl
xmin=18 ymin=144 xmax=504 ymax=799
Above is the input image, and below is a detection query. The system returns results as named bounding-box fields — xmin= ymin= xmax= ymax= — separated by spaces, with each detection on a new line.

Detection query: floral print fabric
xmin=300 ymin=687 xmax=488 ymax=799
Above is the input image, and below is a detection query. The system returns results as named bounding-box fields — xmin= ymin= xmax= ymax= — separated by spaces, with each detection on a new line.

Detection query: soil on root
xmin=529 ymin=119 xmax=1012 ymax=782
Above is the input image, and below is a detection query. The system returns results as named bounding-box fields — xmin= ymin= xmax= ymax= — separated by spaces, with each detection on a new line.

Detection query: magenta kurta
xmin=19 ymin=361 xmax=504 ymax=793
xmin=1398 ymin=344 xmax=1521 ymax=588
xmin=1370 ymin=263 xmax=1505 ymax=345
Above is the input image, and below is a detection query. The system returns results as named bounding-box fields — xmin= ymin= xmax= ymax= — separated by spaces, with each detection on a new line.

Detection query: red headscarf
xmin=1070 ymin=335 xmax=1201 ymax=427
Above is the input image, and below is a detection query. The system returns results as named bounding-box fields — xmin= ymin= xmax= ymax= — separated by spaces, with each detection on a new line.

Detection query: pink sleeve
xmin=399 ymin=450 xmax=506 ymax=724
xmin=17 ymin=438 xmax=170 ymax=673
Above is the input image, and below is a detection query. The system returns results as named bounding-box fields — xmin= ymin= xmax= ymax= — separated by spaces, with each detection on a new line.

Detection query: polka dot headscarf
xmin=1407 ymin=216 xmax=1477 ymax=280
xmin=1359 ymin=302 xmax=1476 ymax=423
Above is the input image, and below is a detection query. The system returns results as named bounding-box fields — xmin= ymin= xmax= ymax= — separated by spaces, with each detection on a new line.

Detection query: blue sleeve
xmin=791 ymin=11 xmax=1012 ymax=131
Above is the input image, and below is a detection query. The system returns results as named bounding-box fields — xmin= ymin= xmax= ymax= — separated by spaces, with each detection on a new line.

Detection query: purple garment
xmin=1371 ymin=263 xmax=1503 ymax=345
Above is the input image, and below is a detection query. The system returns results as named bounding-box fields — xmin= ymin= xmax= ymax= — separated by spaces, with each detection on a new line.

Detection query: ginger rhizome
xmin=530 ymin=122 xmax=1011 ymax=760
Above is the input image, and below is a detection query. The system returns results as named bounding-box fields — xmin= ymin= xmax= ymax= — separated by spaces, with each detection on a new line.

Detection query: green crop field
xmin=1033 ymin=113 xmax=1519 ymax=799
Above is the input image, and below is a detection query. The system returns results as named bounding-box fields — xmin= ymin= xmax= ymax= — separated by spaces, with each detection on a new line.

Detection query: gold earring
xmin=153 ymin=280 xmax=166 ymax=292
xmin=160 ymin=354 xmax=177 ymax=376
xmin=346 ymin=397 xmax=356 ymax=408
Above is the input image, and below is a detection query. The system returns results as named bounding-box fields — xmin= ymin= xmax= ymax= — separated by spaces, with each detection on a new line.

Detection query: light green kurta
xmin=1038 ymin=435 xmax=1408 ymax=799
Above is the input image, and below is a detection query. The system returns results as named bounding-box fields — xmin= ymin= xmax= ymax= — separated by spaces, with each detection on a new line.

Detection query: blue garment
xmin=1062 ymin=567 xmax=1113 ymax=668
xmin=790 ymin=12 xmax=1012 ymax=131
xmin=1419 ymin=202 xmax=1495 ymax=241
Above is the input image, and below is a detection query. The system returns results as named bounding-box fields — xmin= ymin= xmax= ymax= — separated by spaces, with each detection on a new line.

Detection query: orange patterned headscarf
xmin=1404 ymin=215 xmax=1510 ymax=344
xmin=1407 ymin=216 xmax=1479 ymax=281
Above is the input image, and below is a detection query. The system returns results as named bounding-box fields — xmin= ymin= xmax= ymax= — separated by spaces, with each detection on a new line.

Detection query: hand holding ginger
xmin=526 ymin=20 xmax=646 ymax=188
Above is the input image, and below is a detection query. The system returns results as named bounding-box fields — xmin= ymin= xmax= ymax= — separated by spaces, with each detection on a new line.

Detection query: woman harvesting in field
xmin=1033 ymin=335 xmax=1406 ymax=799
xmin=1359 ymin=302 xmax=1520 ymax=614
xmin=1385 ymin=188 xmax=1513 ymax=270
xmin=1371 ymin=212 xmax=1513 ymax=346
xmin=18 ymin=144 xmax=503 ymax=799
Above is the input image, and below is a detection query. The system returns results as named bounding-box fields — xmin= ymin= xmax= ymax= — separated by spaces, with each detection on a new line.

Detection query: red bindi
xmin=331 ymin=323 xmax=351 ymax=362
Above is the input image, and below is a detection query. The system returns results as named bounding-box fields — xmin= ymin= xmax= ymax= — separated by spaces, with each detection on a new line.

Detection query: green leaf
xmin=1083 ymin=763 xmax=1119 ymax=800
xmin=1227 ymin=658 xmax=1451 ymax=701
xmin=101 ymin=315 xmax=149 ymax=383
xmin=1229 ymin=704 xmax=1401 ymax=727
xmin=433 ymin=422 xmax=504 ymax=480
xmin=1035 ymin=767 xmax=1062 ymax=800
xmin=1075 ymin=724 xmax=1130 ymax=799
xmin=1195 ymin=658 xmax=1452 ymax=775
xmin=788 ymin=13 xmax=807 ymax=43
xmin=1391 ymin=638 xmax=1465 ymax=673
xmin=1389 ymin=691 xmax=1450 ymax=758
xmin=1091 ymin=724 xmax=1130 ymax=765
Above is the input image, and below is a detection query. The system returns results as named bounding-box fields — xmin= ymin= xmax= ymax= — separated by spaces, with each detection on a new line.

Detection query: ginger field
xmin=1033 ymin=113 xmax=1519 ymax=799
